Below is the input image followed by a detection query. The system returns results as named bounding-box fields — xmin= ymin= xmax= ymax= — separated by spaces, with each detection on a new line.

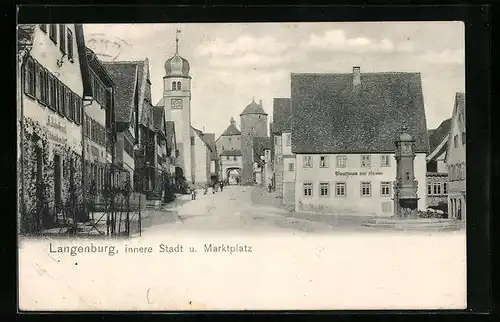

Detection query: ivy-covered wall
xmin=20 ymin=116 xmax=84 ymax=234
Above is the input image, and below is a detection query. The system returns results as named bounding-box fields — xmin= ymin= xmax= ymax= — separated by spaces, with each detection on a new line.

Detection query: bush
xmin=418 ymin=209 xmax=447 ymax=219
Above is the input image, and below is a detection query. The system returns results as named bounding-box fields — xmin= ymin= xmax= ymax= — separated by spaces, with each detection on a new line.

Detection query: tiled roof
xmin=455 ymin=92 xmax=466 ymax=133
xmin=203 ymin=133 xmax=218 ymax=160
xmin=428 ymin=118 xmax=451 ymax=152
xmin=155 ymin=97 xmax=165 ymax=107
xmin=153 ymin=106 xmax=165 ymax=132
xmin=220 ymin=149 xmax=242 ymax=156
xmin=240 ymin=100 xmax=268 ymax=116
xmin=272 ymin=98 xmax=292 ymax=134
xmin=191 ymin=126 xmax=213 ymax=152
xmin=221 ymin=122 xmax=241 ymax=136
xmin=291 ymin=72 xmax=429 ymax=154
xmin=102 ymin=62 xmax=138 ymax=124
xmin=253 ymin=136 xmax=271 ymax=161
xmin=165 ymin=120 xmax=176 ymax=152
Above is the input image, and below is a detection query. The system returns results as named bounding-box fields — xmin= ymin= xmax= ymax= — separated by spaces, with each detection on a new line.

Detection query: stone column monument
xmin=393 ymin=123 xmax=420 ymax=219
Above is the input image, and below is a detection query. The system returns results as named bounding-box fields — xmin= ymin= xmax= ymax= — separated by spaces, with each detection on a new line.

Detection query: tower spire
xmin=175 ymin=29 xmax=181 ymax=54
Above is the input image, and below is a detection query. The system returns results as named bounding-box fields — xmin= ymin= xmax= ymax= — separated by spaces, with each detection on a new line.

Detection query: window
xmin=288 ymin=162 xmax=294 ymax=171
xmin=382 ymin=202 xmax=392 ymax=213
xmin=285 ymin=133 xmax=291 ymax=146
xmin=335 ymin=182 xmax=346 ymax=197
xmin=47 ymin=74 xmax=55 ymax=110
xmin=233 ymin=157 xmax=237 ymax=161
xmin=49 ymin=24 xmax=57 ymax=42
xmin=381 ymin=182 xmax=391 ymax=196
xmin=361 ymin=155 xmax=371 ymax=167
xmin=23 ymin=57 xmax=35 ymax=97
xmin=361 ymin=182 xmax=371 ymax=197
xmin=226 ymin=156 xmax=230 ymax=160
xmin=67 ymin=28 xmax=73 ymax=60
xmin=319 ymin=182 xmax=329 ymax=197
xmin=59 ymin=24 xmax=66 ymax=53
xmin=462 ymin=132 xmax=466 ymax=145
xmin=171 ymin=82 xmax=176 ymax=91
xmin=39 ymin=24 xmax=47 ymax=32
xmin=303 ymin=183 xmax=312 ymax=196
xmin=336 ymin=155 xmax=347 ymax=168
xmin=64 ymin=87 xmax=71 ymax=117
xmin=319 ymin=156 xmax=329 ymax=168
xmin=274 ymin=136 xmax=281 ymax=145
xmin=381 ymin=155 xmax=390 ymax=167
xmin=190 ymin=137 xmax=195 ymax=146
xmin=433 ymin=183 xmax=442 ymax=195
xmin=427 ymin=183 xmax=432 ymax=195
xmin=75 ymin=96 xmax=82 ymax=124
xmin=303 ymin=155 xmax=312 ymax=168
xmin=277 ymin=155 xmax=283 ymax=164
xmin=34 ymin=63 xmax=46 ymax=103
xmin=443 ymin=182 xmax=448 ymax=194
xmin=177 ymin=81 xmax=181 ymax=90
xmin=229 ymin=138 xmax=231 ymax=141
xmin=454 ymin=135 xmax=459 ymax=148
xmin=171 ymin=98 xmax=183 ymax=109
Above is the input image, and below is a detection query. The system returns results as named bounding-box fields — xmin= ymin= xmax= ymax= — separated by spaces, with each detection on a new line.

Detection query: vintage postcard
xmin=17 ymin=21 xmax=466 ymax=311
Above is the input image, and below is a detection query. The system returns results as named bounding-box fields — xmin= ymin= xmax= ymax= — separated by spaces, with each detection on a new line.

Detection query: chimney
xmin=259 ymin=99 xmax=263 ymax=107
xmin=353 ymin=66 xmax=361 ymax=86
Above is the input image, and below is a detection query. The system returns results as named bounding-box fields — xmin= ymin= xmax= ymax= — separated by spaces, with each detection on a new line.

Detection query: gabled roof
xmin=291 ymin=72 xmax=429 ymax=154
xmin=253 ymin=136 xmax=271 ymax=161
xmin=191 ymin=126 xmax=213 ymax=152
xmin=153 ymin=106 xmax=165 ymax=133
xmin=428 ymin=118 xmax=451 ymax=152
xmin=102 ymin=62 xmax=139 ymax=124
xmin=220 ymin=149 xmax=242 ymax=156
xmin=272 ymin=98 xmax=292 ymax=134
xmin=240 ymin=99 xmax=268 ymax=116
xmin=155 ymin=97 xmax=166 ymax=107
xmin=203 ymin=133 xmax=218 ymax=160
xmin=221 ymin=120 xmax=241 ymax=136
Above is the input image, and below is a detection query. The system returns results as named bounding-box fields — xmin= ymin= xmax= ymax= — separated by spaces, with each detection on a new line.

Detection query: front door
xmin=54 ymin=154 xmax=62 ymax=213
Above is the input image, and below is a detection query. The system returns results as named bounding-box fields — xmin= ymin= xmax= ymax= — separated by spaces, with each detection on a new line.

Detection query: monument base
xmin=361 ymin=217 xmax=464 ymax=231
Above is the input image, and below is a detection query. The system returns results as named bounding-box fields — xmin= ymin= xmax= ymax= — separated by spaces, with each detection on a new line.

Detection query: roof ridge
xmin=102 ymin=60 xmax=146 ymax=65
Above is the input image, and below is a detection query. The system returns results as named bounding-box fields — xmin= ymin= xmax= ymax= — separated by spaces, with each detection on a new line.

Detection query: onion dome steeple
xmin=164 ymin=29 xmax=190 ymax=77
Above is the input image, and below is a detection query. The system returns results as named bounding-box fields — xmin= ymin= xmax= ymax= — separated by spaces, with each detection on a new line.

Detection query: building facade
xmin=84 ymin=47 xmax=116 ymax=204
xmin=291 ymin=68 xmax=429 ymax=217
xmin=240 ymin=99 xmax=268 ymax=184
xmin=426 ymin=118 xmax=451 ymax=210
xmin=271 ymin=98 xmax=292 ymax=200
xmin=220 ymin=151 xmax=243 ymax=183
xmin=217 ymin=117 xmax=243 ymax=182
xmin=18 ymin=24 xmax=93 ymax=232
xmin=446 ymin=93 xmax=466 ymax=220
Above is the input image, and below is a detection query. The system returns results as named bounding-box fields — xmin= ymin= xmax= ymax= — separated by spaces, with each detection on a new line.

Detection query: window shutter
xmin=64 ymin=87 xmax=70 ymax=117
xmin=42 ymin=69 xmax=48 ymax=105
xmin=34 ymin=62 xmax=42 ymax=100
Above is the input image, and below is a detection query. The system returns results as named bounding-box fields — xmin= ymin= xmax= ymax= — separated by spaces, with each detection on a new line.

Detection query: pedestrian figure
xmin=212 ymin=182 xmax=216 ymax=194
xmin=191 ymin=187 xmax=197 ymax=200
xmin=268 ymin=183 xmax=272 ymax=193
xmin=219 ymin=181 xmax=224 ymax=192
xmin=204 ymin=185 xmax=208 ymax=195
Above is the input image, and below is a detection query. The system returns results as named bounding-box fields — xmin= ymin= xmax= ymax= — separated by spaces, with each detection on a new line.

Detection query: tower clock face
xmin=402 ymin=143 xmax=411 ymax=153
xmin=171 ymin=98 xmax=183 ymax=109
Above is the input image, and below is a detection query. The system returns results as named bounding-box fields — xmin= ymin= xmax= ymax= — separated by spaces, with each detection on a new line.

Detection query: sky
xmin=83 ymin=22 xmax=465 ymax=138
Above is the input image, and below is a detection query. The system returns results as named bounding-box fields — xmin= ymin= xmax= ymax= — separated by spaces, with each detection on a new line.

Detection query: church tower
xmin=162 ymin=30 xmax=192 ymax=182
xmin=240 ymin=98 xmax=268 ymax=184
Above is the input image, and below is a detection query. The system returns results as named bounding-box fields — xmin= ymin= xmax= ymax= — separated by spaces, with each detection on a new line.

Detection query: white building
xmin=217 ymin=117 xmax=243 ymax=182
xmin=18 ymin=24 xmax=93 ymax=231
xmin=446 ymin=93 xmax=466 ymax=221
xmin=291 ymin=68 xmax=429 ymax=217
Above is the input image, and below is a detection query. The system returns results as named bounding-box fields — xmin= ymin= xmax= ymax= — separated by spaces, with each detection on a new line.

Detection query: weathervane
xmin=175 ymin=29 xmax=181 ymax=53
